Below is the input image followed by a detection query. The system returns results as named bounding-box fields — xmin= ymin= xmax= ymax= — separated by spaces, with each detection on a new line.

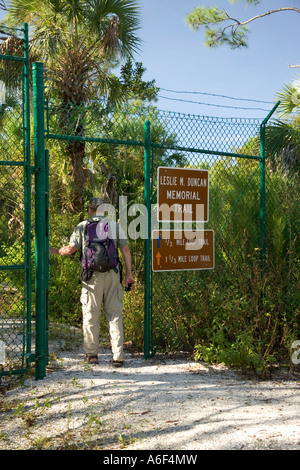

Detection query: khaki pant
xmin=80 ymin=268 xmax=124 ymax=361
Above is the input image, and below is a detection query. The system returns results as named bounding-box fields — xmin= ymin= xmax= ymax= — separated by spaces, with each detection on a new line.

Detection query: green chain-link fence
xmin=45 ymin=82 xmax=299 ymax=369
xmin=145 ymin=108 xmax=272 ymax=358
xmin=152 ymin=111 xmax=298 ymax=366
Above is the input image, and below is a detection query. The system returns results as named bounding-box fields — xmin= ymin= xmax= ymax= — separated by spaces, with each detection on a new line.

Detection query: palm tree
xmin=6 ymin=0 xmax=141 ymax=216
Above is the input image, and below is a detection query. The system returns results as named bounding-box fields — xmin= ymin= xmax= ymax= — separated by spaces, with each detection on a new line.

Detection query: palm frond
xmin=85 ymin=0 xmax=142 ymax=57
xmin=276 ymin=80 xmax=300 ymax=118
xmin=266 ymin=119 xmax=300 ymax=172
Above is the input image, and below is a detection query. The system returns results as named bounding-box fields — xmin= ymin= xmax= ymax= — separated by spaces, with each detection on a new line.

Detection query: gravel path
xmin=0 ymin=338 xmax=299 ymax=451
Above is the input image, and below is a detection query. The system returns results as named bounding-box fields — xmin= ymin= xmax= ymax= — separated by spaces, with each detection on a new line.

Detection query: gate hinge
xmin=25 ymin=353 xmax=36 ymax=363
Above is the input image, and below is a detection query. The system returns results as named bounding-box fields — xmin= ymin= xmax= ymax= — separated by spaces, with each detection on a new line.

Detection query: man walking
xmin=50 ymin=197 xmax=134 ymax=366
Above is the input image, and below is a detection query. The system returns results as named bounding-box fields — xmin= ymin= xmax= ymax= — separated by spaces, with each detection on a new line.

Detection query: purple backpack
xmin=80 ymin=220 xmax=119 ymax=281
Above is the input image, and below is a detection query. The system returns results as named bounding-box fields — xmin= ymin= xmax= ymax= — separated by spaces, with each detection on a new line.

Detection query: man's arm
xmin=50 ymin=245 xmax=78 ymax=256
xmin=120 ymin=244 xmax=135 ymax=288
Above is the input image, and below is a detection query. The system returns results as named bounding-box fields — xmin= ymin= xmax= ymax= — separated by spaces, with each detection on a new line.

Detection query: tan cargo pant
xmin=80 ymin=268 xmax=124 ymax=361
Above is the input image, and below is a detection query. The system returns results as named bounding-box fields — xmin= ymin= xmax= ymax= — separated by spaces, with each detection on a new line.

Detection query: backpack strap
xmin=118 ymin=260 xmax=123 ymax=283
xmin=79 ymin=220 xmax=94 ymax=282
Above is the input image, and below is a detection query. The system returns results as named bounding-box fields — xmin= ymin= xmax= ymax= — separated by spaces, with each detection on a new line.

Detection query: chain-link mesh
xmin=148 ymin=114 xmax=262 ymax=355
xmin=147 ymin=115 xmax=299 ymax=363
xmin=0 ymin=25 xmax=31 ymax=377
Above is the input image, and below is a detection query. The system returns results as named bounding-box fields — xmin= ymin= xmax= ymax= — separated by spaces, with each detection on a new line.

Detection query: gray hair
xmin=87 ymin=197 xmax=106 ymax=211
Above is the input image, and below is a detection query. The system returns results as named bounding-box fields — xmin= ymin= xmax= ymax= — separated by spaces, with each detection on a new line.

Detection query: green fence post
xmin=33 ymin=62 xmax=47 ymax=380
xmin=23 ymin=23 xmax=32 ymax=368
xmin=259 ymin=122 xmax=266 ymax=277
xmin=260 ymin=101 xmax=280 ymax=278
xmin=144 ymin=120 xmax=151 ymax=359
xmin=45 ymin=149 xmax=49 ymax=365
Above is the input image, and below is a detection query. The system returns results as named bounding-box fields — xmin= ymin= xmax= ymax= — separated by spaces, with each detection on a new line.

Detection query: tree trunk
xmin=55 ymin=47 xmax=91 ymax=217
xmin=67 ymin=140 xmax=86 ymax=218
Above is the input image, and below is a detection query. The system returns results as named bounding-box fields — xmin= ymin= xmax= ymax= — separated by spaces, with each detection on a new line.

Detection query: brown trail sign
xmin=152 ymin=229 xmax=214 ymax=272
xmin=157 ymin=167 xmax=209 ymax=222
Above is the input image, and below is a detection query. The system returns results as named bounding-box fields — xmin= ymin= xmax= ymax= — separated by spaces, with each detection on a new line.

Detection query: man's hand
xmin=125 ymin=273 xmax=135 ymax=288
xmin=50 ymin=245 xmax=77 ymax=256
xmin=120 ymin=244 xmax=135 ymax=289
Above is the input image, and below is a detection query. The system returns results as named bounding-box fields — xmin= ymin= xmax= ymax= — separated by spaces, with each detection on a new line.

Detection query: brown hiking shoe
xmin=112 ymin=360 xmax=124 ymax=368
xmin=84 ymin=354 xmax=98 ymax=365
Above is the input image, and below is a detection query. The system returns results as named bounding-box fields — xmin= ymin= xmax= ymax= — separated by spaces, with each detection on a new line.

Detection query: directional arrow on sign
xmin=156 ymin=252 xmax=161 ymax=266
xmin=156 ymin=235 xmax=161 ymax=248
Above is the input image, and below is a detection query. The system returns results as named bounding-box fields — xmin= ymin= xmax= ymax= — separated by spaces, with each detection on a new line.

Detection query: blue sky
xmin=135 ymin=0 xmax=300 ymax=119
xmin=1 ymin=1 xmax=300 ymax=120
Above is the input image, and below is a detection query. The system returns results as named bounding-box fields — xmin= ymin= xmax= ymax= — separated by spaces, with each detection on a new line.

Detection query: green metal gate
xmin=143 ymin=107 xmax=280 ymax=358
xmin=0 ymin=24 xmax=32 ymax=378
xmin=0 ymin=25 xmax=49 ymax=381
